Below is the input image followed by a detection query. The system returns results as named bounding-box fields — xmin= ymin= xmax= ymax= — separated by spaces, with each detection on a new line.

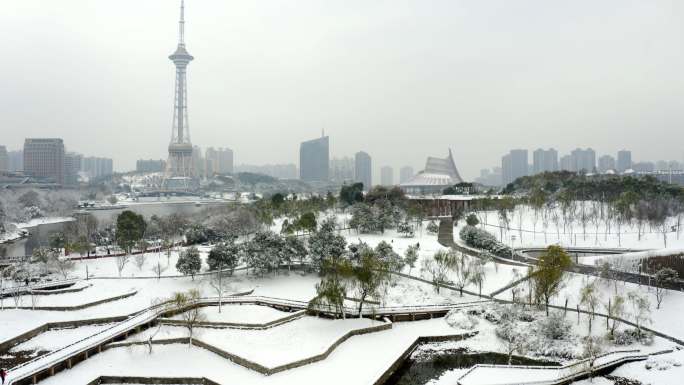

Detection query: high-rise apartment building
xmin=570 ymin=148 xmax=596 ymax=173
xmin=204 ymin=147 xmax=233 ymax=173
xmin=329 ymin=156 xmax=355 ymax=181
xmin=137 ymin=159 xmax=167 ymax=172
xmin=234 ymin=164 xmax=298 ymax=179
xmin=64 ymin=151 xmax=84 ymax=187
xmin=617 ymin=150 xmax=631 ymax=172
xmin=598 ymin=155 xmax=615 ymax=173
xmin=83 ymin=157 xmax=113 ymax=179
xmin=632 ymin=161 xmax=654 ymax=172
xmin=655 ymin=160 xmax=668 ymax=171
xmin=0 ymin=146 xmax=8 ymax=172
xmin=354 ymin=151 xmax=372 ymax=190
xmin=65 ymin=152 xmax=76 ymax=187
xmin=218 ymin=148 xmax=233 ymax=173
xmin=381 ymin=166 xmax=394 ymax=186
xmin=502 ymin=149 xmax=528 ymax=186
xmin=300 ymin=136 xmax=329 ymax=182
xmin=400 ymin=166 xmax=414 ymax=184
xmin=669 ymin=160 xmax=682 ymax=170
xmin=475 ymin=167 xmax=502 ymax=186
xmin=560 ymin=155 xmax=572 ymax=171
xmin=532 ymin=148 xmax=558 ymax=175
xmin=23 ymin=138 xmax=66 ymax=186
xmin=8 ymin=150 xmax=23 ymax=171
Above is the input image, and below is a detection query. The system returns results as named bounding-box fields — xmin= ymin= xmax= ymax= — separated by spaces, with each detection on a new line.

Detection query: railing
xmin=0 ymin=278 xmax=79 ymax=296
xmin=457 ymin=349 xmax=647 ymax=385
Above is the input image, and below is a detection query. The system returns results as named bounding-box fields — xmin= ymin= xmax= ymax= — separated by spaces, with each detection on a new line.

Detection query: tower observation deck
xmin=161 ymin=0 xmax=201 ymax=189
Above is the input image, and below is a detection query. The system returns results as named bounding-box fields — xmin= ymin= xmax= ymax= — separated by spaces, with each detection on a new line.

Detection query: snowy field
xmin=498 ymin=270 xmax=684 ymax=343
xmin=467 ymin=206 xmax=684 ymax=251
xmin=179 ymin=304 xmax=294 ymax=325
xmin=139 ymin=317 xmax=380 ymax=368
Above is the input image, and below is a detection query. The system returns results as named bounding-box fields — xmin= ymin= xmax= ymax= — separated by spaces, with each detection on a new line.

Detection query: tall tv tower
xmin=161 ymin=0 xmax=201 ymax=189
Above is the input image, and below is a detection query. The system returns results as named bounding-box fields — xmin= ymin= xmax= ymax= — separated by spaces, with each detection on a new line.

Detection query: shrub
xmin=459 ymin=225 xmax=513 ymax=257
xmin=536 ymin=310 xmax=572 ymax=340
xmin=444 ymin=309 xmax=479 ymax=330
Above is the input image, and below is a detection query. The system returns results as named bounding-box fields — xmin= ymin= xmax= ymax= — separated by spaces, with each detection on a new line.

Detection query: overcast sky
xmin=2 ymin=0 xmax=683 ymax=183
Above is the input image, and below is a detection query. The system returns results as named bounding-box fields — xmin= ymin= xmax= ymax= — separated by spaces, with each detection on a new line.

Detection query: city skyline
xmin=2 ymin=1 xmax=684 ymax=182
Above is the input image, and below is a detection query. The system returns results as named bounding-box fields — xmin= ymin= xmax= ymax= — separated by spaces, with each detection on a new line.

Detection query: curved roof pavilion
xmin=399 ymin=149 xmax=464 ymax=193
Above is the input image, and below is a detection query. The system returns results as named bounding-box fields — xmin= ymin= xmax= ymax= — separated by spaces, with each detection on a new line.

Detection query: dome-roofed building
xmin=398 ymin=149 xmax=464 ymax=193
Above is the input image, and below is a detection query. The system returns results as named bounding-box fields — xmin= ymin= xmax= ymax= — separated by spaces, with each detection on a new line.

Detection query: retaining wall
xmin=105 ymin=318 xmax=393 ymax=376
xmin=372 ymin=331 xmax=479 ymax=385
xmin=162 ymin=309 xmax=306 ymax=330
xmin=16 ymin=291 xmax=136 ymax=311
xmin=86 ymin=376 xmax=221 ymax=385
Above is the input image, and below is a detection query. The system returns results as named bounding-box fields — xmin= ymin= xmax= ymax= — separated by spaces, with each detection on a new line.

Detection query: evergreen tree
xmin=176 ymin=246 xmax=202 ymax=281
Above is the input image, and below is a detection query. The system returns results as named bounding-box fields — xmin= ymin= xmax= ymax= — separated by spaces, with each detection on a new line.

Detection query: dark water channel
xmin=3 ymin=202 xmax=215 ymax=257
xmin=385 ymin=347 xmax=560 ymax=385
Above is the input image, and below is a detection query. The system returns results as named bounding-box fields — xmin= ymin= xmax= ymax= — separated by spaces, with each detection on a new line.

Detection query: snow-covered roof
xmin=399 ymin=149 xmax=464 ymax=188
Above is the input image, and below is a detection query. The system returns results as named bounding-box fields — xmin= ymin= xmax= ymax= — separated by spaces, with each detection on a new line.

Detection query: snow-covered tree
xmin=426 ymin=221 xmax=439 ymax=235
xmin=165 ymin=289 xmax=207 ymax=346
xmin=495 ymin=306 xmax=530 ymax=365
xmin=578 ymin=277 xmax=603 ymax=333
xmin=308 ymin=254 xmax=352 ymax=318
xmin=404 ymin=244 xmax=419 ymax=276
xmin=627 ymin=290 xmax=652 ymax=341
xmin=308 ymin=227 xmax=347 ymax=274
xmin=204 ymin=269 xmax=233 ymax=313
xmin=206 ymin=241 xmax=240 ymax=275
xmin=649 ymin=268 xmax=678 ymax=309
xmin=529 ymin=245 xmax=573 ymax=316
xmin=397 ymin=221 xmax=414 ymax=237
xmin=375 ymin=241 xmax=404 ymax=276
xmin=242 ymin=231 xmax=283 ymax=276
xmin=421 ymin=250 xmax=455 ymax=294
xmin=176 ymin=246 xmax=202 ymax=281
xmin=150 ymin=261 xmax=167 ymax=282
xmin=605 ymin=294 xmax=626 ymax=337
xmin=283 ymin=235 xmax=307 ymax=272
xmin=351 ymin=255 xmax=390 ymax=314
xmin=53 ymin=258 xmax=76 ymax=279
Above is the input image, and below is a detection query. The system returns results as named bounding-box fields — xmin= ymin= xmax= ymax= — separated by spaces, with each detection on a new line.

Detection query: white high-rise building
xmin=381 ymin=166 xmax=393 ymax=186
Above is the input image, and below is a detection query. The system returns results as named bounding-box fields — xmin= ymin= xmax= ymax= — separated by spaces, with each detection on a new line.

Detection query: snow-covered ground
xmin=180 ymin=304 xmax=294 ymax=325
xmin=468 ymin=207 xmax=684 ymax=251
xmin=3 ymin=209 xmax=684 ymax=385
xmin=138 ymin=317 xmax=380 ymax=368
xmin=39 ymin=318 xmax=463 ymax=385
xmin=498 ymin=270 xmax=684 ymax=343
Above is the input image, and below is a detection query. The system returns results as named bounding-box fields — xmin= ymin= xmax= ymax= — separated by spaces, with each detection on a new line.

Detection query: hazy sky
xmin=2 ymin=0 xmax=683 ymax=183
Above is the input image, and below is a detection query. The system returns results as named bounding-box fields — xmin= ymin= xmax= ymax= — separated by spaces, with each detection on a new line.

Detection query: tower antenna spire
xmin=162 ymin=0 xmax=200 ymax=190
xmin=178 ymin=0 xmax=186 ymax=48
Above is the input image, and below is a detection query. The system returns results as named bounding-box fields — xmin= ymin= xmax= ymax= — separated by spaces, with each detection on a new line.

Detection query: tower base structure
xmin=161 ymin=143 xmax=201 ymax=189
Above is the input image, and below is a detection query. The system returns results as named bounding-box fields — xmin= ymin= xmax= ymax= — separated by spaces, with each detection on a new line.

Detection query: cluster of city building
xmin=137 ymin=146 xmax=233 ymax=175
xmin=479 ymin=148 xmax=684 ymax=187
xmin=297 ymin=134 xmax=414 ymax=189
xmin=0 ymin=139 xmax=113 ymax=189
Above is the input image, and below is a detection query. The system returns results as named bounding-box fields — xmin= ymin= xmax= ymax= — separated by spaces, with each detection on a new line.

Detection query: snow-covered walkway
xmin=457 ymin=350 xmax=649 ymax=385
